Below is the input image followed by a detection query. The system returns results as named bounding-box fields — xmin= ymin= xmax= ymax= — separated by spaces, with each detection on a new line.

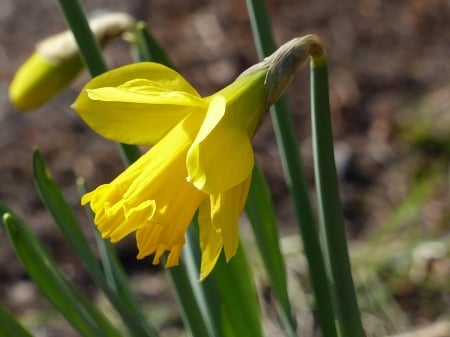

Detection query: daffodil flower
xmin=73 ymin=35 xmax=321 ymax=280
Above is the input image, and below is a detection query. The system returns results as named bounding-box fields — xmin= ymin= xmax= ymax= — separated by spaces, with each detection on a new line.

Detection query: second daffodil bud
xmin=9 ymin=12 xmax=135 ymax=112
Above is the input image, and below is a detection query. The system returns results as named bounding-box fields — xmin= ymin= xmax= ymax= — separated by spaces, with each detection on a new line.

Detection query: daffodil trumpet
xmin=73 ymin=35 xmax=324 ymax=280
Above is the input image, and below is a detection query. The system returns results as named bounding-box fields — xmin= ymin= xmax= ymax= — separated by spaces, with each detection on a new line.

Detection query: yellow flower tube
xmin=73 ymin=35 xmax=320 ymax=279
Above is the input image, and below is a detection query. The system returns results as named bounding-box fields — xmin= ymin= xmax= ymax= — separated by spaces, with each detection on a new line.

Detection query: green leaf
xmin=133 ymin=21 xmax=174 ymax=68
xmin=310 ymin=59 xmax=365 ymax=337
xmin=33 ymin=149 xmax=157 ymax=337
xmin=165 ymin=260 xmax=213 ymax=337
xmin=246 ymin=164 xmax=296 ymax=335
xmin=57 ymin=0 xmax=139 ymax=166
xmin=208 ymin=247 xmax=263 ymax=337
xmin=0 ymin=304 xmax=34 ymax=337
xmin=185 ymin=223 xmax=264 ymax=337
xmin=245 ymin=0 xmax=340 ymax=336
xmin=1 ymin=209 xmax=121 ymax=337
xmin=33 ymin=149 xmax=99 ymax=275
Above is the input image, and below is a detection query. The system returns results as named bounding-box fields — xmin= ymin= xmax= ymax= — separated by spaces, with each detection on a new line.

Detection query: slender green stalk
xmin=56 ymin=0 xmax=107 ymax=76
xmin=164 ymin=254 xmax=213 ymax=337
xmin=0 ymin=304 xmax=34 ymax=337
xmin=134 ymin=22 xmax=174 ymax=67
xmin=33 ymin=149 xmax=157 ymax=337
xmin=184 ymin=222 xmax=264 ymax=337
xmin=245 ymin=165 xmax=296 ymax=336
xmin=310 ymin=56 xmax=365 ymax=337
xmin=269 ymin=97 xmax=339 ymax=337
xmin=56 ymin=0 xmax=139 ymax=165
xmin=117 ymin=143 xmax=142 ymax=166
xmin=77 ymin=177 xmax=157 ymax=337
xmin=2 ymin=210 xmax=122 ymax=337
xmin=246 ymin=0 xmax=339 ymax=336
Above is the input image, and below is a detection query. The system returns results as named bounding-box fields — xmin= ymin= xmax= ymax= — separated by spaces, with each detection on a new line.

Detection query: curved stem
xmin=246 ymin=0 xmax=340 ymax=336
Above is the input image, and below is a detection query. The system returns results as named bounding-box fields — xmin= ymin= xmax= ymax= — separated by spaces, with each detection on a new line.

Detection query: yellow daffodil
xmin=73 ymin=35 xmax=321 ymax=280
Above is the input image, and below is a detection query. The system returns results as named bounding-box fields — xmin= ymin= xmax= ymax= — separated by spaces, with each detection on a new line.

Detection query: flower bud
xmin=9 ymin=12 xmax=135 ymax=111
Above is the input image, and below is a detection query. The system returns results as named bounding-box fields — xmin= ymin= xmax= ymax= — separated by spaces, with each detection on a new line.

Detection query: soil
xmin=0 ymin=0 xmax=449 ymax=336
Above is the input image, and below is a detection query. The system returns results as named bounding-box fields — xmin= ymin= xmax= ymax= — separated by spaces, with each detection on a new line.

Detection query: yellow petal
xmin=87 ymin=79 xmax=205 ymax=106
xmin=83 ymin=112 xmax=206 ymax=263
xmin=198 ymin=199 xmax=223 ymax=281
xmin=210 ymin=175 xmax=252 ymax=261
xmin=186 ymin=95 xmax=254 ymax=194
xmin=72 ymin=62 xmax=207 ymax=145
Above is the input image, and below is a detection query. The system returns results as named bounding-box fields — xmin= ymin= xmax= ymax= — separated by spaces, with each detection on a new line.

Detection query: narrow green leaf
xmin=208 ymin=247 xmax=263 ymax=337
xmin=117 ymin=143 xmax=142 ymax=167
xmin=56 ymin=0 xmax=107 ymax=76
xmin=245 ymin=0 xmax=339 ymax=336
xmin=2 ymin=209 xmax=121 ymax=337
xmin=33 ymin=149 xmax=157 ymax=337
xmin=185 ymin=223 xmax=264 ymax=337
xmin=0 ymin=304 xmax=34 ymax=337
xmin=310 ymin=58 xmax=365 ymax=337
xmin=90 ymin=228 xmax=151 ymax=334
xmin=93 ymin=234 xmax=159 ymax=337
xmin=246 ymin=164 xmax=296 ymax=335
xmin=32 ymin=149 xmax=99 ymax=275
xmin=134 ymin=21 xmax=174 ymax=68
xmin=165 ymin=258 xmax=213 ymax=337
xmin=56 ymin=0 xmax=138 ymax=166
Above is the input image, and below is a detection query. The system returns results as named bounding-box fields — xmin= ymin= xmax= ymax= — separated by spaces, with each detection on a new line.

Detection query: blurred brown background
xmin=1 ymin=0 xmax=449 ymax=336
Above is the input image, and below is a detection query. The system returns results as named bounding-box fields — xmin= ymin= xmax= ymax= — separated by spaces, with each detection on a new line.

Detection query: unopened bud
xmin=9 ymin=12 xmax=135 ymax=111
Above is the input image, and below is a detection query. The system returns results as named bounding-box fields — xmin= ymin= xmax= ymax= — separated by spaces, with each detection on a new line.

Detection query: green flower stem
xmin=56 ymin=0 xmax=107 ymax=76
xmin=310 ymin=55 xmax=365 ymax=337
xmin=246 ymin=0 xmax=339 ymax=336
xmin=164 ymin=254 xmax=213 ymax=337
xmin=134 ymin=22 xmax=174 ymax=68
xmin=184 ymin=222 xmax=264 ymax=337
xmin=56 ymin=0 xmax=139 ymax=166
xmin=117 ymin=143 xmax=142 ymax=166
xmin=246 ymin=165 xmax=296 ymax=336
xmin=270 ymin=97 xmax=339 ymax=337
